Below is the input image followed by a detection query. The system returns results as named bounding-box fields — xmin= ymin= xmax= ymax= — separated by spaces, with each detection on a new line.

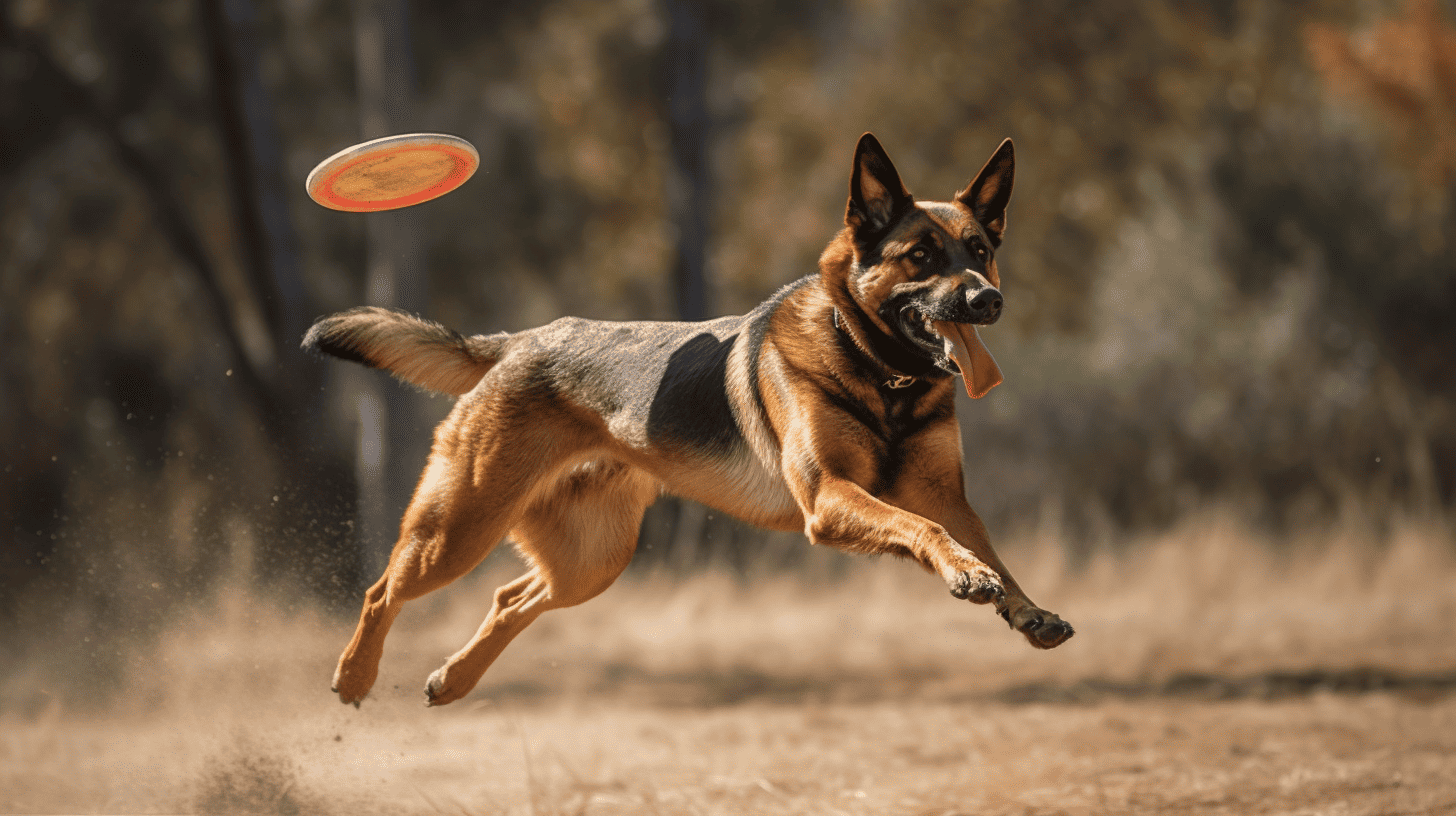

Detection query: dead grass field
xmin=3 ymin=513 xmax=1455 ymax=815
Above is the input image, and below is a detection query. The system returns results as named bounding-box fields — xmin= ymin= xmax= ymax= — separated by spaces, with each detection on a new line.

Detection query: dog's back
xmin=307 ymin=298 xmax=803 ymax=527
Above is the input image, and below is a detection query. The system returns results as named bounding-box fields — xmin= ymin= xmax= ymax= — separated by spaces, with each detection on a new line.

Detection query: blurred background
xmin=1 ymin=0 xmax=1454 ymax=703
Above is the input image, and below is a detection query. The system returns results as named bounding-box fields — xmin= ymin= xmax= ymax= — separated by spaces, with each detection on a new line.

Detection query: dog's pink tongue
xmin=932 ymin=321 xmax=1003 ymax=399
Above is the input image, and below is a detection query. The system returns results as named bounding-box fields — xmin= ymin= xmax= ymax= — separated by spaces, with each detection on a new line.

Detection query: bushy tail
xmin=302 ymin=307 xmax=506 ymax=395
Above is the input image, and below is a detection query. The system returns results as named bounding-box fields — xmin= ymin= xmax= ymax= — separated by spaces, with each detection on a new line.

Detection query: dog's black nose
xmin=967 ymin=287 xmax=1003 ymax=324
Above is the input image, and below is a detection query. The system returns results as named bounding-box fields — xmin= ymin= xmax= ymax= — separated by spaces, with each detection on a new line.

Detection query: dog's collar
xmin=832 ymin=307 xmax=942 ymax=389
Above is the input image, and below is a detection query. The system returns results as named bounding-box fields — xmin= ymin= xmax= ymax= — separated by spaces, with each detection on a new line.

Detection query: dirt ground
xmin=4 ymin=516 xmax=1455 ymax=815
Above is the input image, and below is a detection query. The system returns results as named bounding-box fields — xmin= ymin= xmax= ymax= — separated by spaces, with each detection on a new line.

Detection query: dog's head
xmin=823 ymin=133 xmax=1015 ymax=398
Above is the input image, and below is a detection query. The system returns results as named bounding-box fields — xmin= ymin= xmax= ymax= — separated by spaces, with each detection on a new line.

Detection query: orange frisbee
xmin=306 ymin=133 xmax=479 ymax=212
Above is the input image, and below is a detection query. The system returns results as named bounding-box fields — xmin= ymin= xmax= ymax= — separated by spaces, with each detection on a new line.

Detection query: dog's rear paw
xmin=1004 ymin=606 xmax=1075 ymax=650
xmin=950 ymin=568 xmax=1004 ymax=605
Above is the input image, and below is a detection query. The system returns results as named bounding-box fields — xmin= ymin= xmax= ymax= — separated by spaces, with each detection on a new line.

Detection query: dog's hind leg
xmin=422 ymin=460 xmax=655 ymax=706
xmin=332 ymin=397 xmax=594 ymax=706
xmin=331 ymin=452 xmax=521 ymax=706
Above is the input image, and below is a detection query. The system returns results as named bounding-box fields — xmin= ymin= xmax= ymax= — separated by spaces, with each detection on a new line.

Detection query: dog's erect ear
xmin=846 ymin=133 xmax=913 ymax=235
xmin=957 ymin=138 xmax=1015 ymax=245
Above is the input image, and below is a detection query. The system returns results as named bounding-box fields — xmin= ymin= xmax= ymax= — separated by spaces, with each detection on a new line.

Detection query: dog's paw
xmin=1004 ymin=605 xmax=1075 ymax=650
xmin=332 ymin=662 xmax=374 ymax=707
xmin=423 ymin=664 xmax=473 ymax=707
xmin=949 ymin=568 xmax=1005 ymax=605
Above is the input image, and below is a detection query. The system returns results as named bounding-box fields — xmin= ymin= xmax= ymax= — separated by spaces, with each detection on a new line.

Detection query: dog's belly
xmin=701 ymin=445 xmax=803 ymax=530
xmin=662 ymin=444 xmax=802 ymax=531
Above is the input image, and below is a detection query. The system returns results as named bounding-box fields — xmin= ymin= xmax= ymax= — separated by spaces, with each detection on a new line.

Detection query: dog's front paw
xmin=950 ymin=568 xmax=1004 ymax=605
xmin=332 ymin=661 xmax=375 ymax=708
xmin=1004 ymin=605 xmax=1074 ymax=649
xmin=424 ymin=663 xmax=475 ymax=707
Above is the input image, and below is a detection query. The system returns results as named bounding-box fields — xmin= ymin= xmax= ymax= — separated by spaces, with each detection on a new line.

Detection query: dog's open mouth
xmin=901 ymin=307 xmax=1002 ymax=399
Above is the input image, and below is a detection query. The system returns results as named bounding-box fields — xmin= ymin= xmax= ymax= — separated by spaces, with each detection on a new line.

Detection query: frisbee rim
xmin=305 ymin=132 xmax=479 ymax=212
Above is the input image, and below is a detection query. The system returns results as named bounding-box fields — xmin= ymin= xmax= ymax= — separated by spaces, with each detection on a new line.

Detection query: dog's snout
xmin=968 ymin=287 xmax=1003 ymax=324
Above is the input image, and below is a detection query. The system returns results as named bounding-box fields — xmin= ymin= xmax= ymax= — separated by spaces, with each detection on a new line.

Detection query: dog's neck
xmin=830 ymin=305 xmax=943 ymax=388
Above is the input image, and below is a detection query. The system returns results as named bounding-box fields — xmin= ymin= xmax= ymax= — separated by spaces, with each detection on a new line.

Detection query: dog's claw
xmin=333 ymin=680 xmax=368 ymax=707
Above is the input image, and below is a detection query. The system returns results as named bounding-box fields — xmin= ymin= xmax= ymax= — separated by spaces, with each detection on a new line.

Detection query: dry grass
xmin=3 ymin=512 xmax=1455 ymax=814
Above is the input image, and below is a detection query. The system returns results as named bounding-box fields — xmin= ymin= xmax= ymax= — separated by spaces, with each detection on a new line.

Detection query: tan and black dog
xmin=305 ymin=133 xmax=1073 ymax=707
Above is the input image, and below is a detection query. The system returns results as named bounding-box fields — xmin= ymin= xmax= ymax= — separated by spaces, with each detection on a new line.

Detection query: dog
xmin=304 ymin=133 xmax=1073 ymax=707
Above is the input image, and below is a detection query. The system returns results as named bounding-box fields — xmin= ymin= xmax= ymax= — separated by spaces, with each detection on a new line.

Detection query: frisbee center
xmin=331 ymin=150 xmax=459 ymax=201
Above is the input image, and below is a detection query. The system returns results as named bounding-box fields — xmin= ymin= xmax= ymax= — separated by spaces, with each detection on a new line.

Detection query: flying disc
xmin=306 ymin=133 xmax=479 ymax=212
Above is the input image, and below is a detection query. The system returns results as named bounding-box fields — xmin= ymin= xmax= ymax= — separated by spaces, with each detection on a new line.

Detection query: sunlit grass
xmin=3 ymin=512 xmax=1453 ymax=814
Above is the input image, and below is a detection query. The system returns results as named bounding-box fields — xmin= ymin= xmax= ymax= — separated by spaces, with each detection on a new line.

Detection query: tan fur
xmin=302 ymin=307 xmax=507 ymax=395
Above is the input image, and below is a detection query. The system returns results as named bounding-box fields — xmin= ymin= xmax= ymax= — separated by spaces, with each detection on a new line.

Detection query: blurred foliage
xmin=1 ymin=0 xmax=1453 ymax=646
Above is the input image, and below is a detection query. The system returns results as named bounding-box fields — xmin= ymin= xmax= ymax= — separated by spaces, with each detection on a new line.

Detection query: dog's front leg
xmin=928 ymin=499 xmax=1074 ymax=649
xmin=880 ymin=429 xmax=1074 ymax=649
xmin=800 ymin=475 xmax=1007 ymax=605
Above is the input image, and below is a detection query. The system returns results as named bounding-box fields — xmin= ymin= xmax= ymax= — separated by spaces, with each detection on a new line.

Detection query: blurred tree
xmin=1306 ymin=0 xmax=1456 ymax=190
xmin=0 ymin=2 xmax=363 ymax=619
xmin=651 ymin=0 xmax=715 ymax=567
xmin=197 ymin=0 xmax=363 ymax=596
xmin=350 ymin=0 xmax=432 ymax=583
xmin=1296 ymin=0 xmax=1456 ymax=510
xmin=197 ymin=0 xmax=309 ymax=352
xmin=663 ymin=0 xmax=711 ymax=323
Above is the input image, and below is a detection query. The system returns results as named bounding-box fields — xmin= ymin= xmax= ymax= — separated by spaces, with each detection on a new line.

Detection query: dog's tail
xmin=302 ymin=307 xmax=507 ymax=395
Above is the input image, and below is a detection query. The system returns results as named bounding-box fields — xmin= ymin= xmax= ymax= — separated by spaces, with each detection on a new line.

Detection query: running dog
xmin=305 ymin=133 xmax=1073 ymax=707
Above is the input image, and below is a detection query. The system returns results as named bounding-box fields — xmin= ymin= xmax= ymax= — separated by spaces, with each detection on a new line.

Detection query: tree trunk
xmin=650 ymin=0 xmax=715 ymax=566
xmin=197 ymin=0 xmax=363 ymax=604
xmin=663 ymin=0 xmax=712 ymax=323
xmin=352 ymin=0 xmax=432 ymax=583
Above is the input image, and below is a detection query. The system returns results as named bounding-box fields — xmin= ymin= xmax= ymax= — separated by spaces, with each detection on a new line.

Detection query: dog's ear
xmin=957 ymin=138 xmax=1015 ymax=245
xmin=846 ymin=133 xmax=913 ymax=235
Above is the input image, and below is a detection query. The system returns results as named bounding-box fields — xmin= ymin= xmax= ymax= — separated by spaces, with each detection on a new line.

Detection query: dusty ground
xmin=4 ymin=515 xmax=1455 ymax=815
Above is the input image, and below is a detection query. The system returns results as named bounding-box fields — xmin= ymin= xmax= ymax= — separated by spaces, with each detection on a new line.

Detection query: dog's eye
xmin=910 ymin=247 xmax=930 ymax=264
xmin=974 ymin=245 xmax=988 ymax=261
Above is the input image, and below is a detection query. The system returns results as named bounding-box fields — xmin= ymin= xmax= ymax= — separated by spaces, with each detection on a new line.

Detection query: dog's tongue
xmin=932 ymin=321 xmax=1003 ymax=399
